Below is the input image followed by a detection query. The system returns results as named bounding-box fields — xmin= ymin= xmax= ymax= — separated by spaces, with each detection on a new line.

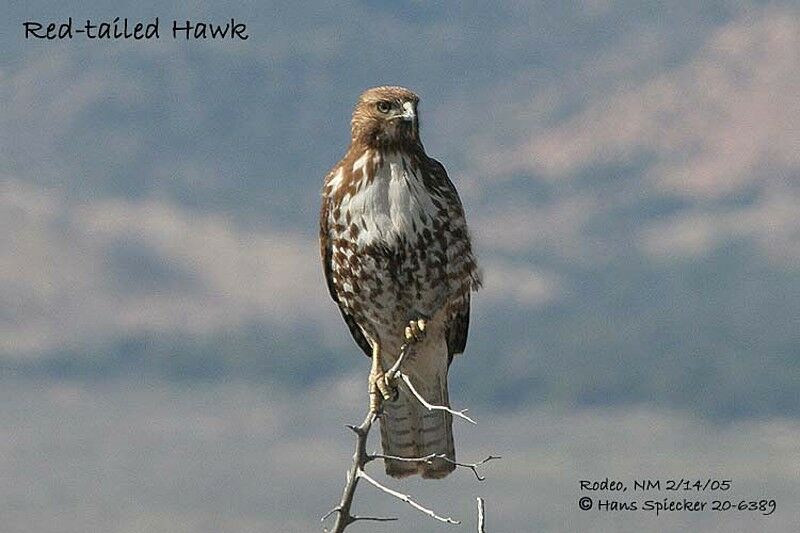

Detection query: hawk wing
xmin=426 ymin=158 xmax=479 ymax=364
xmin=447 ymin=299 xmax=470 ymax=364
xmin=320 ymin=194 xmax=372 ymax=358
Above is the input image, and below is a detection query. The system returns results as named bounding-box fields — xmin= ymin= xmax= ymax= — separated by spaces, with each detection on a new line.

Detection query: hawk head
xmin=350 ymin=86 xmax=421 ymax=150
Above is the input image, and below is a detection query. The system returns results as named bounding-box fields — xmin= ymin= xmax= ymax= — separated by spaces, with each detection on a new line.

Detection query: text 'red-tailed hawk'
xmin=320 ymin=86 xmax=481 ymax=478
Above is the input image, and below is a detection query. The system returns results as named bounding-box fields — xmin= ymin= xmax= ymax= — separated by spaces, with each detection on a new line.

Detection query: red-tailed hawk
xmin=320 ymin=86 xmax=481 ymax=478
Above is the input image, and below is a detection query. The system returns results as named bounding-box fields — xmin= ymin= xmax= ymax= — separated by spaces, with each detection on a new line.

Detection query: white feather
xmin=352 ymin=151 xmax=370 ymax=173
xmin=327 ymin=167 xmax=344 ymax=190
xmin=338 ymin=153 xmax=438 ymax=248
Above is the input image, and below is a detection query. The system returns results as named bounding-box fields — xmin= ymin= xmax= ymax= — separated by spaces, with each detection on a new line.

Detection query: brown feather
xmin=319 ymin=86 xmax=481 ymax=478
xmin=319 ymin=194 xmax=372 ymax=357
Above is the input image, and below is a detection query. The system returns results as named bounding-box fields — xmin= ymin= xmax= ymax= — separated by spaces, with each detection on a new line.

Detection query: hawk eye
xmin=376 ymin=101 xmax=391 ymax=114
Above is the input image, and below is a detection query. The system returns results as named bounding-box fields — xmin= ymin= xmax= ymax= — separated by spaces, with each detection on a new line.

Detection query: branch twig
xmin=322 ymin=339 xmax=498 ymax=531
xmin=385 ymin=342 xmax=411 ymax=381
xmin=367 ymin=453 xmax=501 ymax=481
xmin=357 ymin=468 xmax=460 ymax=524
xmin=322 ymin=411 xmax=375 ymax=532
xmin=398 ymin=372 xmax=477 ymax=424
xmin=351 ymin=515 xmax=398 ymax=523
xmin=477 ymin=497 xmax=486 ymax=533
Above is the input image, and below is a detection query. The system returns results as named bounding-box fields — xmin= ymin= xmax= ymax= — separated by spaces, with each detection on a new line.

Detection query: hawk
xmin=320 ymin=86 xmax=481 ymax=478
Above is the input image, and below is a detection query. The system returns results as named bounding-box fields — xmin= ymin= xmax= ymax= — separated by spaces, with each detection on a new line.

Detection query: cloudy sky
xmin=2 ymin=1 xmax=799 ymax=531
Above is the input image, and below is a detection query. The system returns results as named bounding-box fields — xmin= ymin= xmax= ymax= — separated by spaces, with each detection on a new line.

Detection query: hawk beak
xmin=401 ymin=101 xmax=416 ymax=123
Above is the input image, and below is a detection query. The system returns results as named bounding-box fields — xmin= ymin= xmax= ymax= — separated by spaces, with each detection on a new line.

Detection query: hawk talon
xmin=369 ymin=368 xmax=398 ymax=413
xmin=404 ymin=319 xmax=427 ymax=343
xmin=384 ymin=373 xmax=400 ymax=402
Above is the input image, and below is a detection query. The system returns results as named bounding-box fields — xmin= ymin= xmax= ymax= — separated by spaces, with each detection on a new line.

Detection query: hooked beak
xmin=400 ymin=101 xmax=416 ymax=123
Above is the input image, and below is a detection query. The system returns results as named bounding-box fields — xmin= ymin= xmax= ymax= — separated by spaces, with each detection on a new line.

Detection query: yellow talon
xmin=368 ymin=341 xmax=397 ymax=413
xmin=404 ymin=319 xmax=427 ymax=343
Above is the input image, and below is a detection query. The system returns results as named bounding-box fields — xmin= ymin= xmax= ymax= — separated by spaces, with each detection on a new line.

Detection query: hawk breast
xmin=326 ymin=150 xmax=447 ymax=340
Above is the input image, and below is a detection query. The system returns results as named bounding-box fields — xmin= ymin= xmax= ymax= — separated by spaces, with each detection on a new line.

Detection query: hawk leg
xmin=369 ymin=342 xmax=394 ymax=413
xmin=368 ymin=319 xmax=427 ymax=413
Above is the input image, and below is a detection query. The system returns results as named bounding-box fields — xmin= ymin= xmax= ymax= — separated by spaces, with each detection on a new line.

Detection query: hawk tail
xmin=379 ymin=344 xmax=455 ymax=479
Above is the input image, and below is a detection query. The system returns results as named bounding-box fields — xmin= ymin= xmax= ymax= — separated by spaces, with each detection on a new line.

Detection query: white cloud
xmin=640 ymin=185 xmax=800 ymax=265
xmin=0 ymin=377 xmax=798 ymax=532
xmin=473 ymin=195 xmax=600 ymax=261
xmin=4 ymin=178 xmax=567 ymax=358
xmin=479 ymin=259 xmax=562 ymax=307
xmin=0 ymin=180 xmax=328 ymax=356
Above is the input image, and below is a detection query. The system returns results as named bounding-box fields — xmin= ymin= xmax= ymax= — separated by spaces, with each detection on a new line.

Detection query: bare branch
xmin=323 ymin=339 xmax=499 ymax=531
xmin=366 ymin=452 xmax=441 ymax=464
xmin=321 ymin=411 xmax=375 ymax=532
xmin=321 ymin=507 xmax=341 ymax=522
xmin=385 ymin=341 xmax=411 ymax=381
xmin=477 ymin=497 xmax=486 ymax=533
xmin=398 ymin=372 xmax=477 ymax=424
xmin=351 ymin=515 xmax=398 ymax=523
xmin=443 ymin=455 xmax=501 ymax=482
xmin=456 ymin=456 xmax=502 ymax=482
xmin=357 ymin=468 xmax=461 ymax=525
xmin=367 ymin=452 xmax=501 ymax=481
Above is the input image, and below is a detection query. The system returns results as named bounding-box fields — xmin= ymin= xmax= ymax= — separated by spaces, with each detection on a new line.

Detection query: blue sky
xmin=3 ymin=0 xmax=798 ymax=416
xmin=2 ymin=2 xmax=799 ymax=530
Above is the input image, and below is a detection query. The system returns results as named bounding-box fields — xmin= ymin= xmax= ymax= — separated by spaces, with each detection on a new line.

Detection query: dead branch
xmin=398 ymin=372 xmax=476 ymax=424
xmin=358 ymin=469 xmax=460 ymax=524
xmin=323 ymin=411 xmax=376 ymax=532
xmin=477 ymin=497 xmax=486 ymax=532
xmin=367 ymin=453 xmax=501 ymax=482
xmin=322 ymin=341 xmax=499 ymax=531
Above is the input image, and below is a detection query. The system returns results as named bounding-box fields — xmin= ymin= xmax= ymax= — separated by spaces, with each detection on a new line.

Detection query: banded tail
xmin=379 ymin=338 xmax=455 ymax=479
